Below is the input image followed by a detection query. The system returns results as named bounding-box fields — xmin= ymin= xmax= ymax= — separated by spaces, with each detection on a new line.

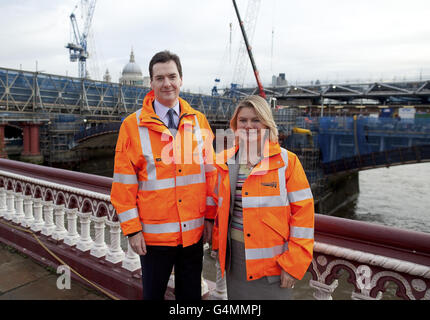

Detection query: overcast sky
xmin=1 ymin=0 xmax=430 ymax=94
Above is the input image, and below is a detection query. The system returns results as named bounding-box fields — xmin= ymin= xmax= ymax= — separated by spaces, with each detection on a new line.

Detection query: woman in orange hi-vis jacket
xmin=212 ymin=95 xmax=314 ymax=300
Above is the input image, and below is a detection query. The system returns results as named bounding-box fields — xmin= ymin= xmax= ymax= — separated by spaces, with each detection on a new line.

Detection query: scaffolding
xmin=39 ymin=115 xmax=83 ymax=165
xmin=0 ymin=66 xmax=237 ymax=118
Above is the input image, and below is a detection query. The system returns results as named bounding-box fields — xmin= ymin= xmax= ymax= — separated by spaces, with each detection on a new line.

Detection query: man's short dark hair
xmin=149 ymin=50 xmax=182 ymax=80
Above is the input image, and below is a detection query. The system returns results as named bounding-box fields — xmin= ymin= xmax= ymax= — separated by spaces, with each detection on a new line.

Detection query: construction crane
xmin=231 ymin=0 xmax=266 ymax=98
xmin=66 ymin=0 xmax=97 ymax=79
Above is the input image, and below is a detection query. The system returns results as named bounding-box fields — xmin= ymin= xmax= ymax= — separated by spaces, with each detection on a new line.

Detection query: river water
xmin=333 ymin=162 xmax=430 ymax=234
xmin=291 ymin=162 xmax=430 ymax=299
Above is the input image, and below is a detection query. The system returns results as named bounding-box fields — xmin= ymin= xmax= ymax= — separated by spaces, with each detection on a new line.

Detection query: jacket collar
xmin=153 ymin=99 xmax=180 ymax=120
xmin=138 ymin=90 xmax=196 ymax=129
xmin=215 ymin=139 xmax=283 ymax=173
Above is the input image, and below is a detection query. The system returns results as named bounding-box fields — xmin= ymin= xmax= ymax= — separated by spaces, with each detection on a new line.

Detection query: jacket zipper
xmin=149 ymin=113 xmax=190 ymax=130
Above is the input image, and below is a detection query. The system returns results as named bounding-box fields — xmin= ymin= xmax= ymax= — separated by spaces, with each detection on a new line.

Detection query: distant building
xmin=103 ymin=69 xmax=111 ymax=82
xmin=272 ymin=73 xmax=287 ymax=87
xmin=120 ymin=49 xmax=144 ymax=86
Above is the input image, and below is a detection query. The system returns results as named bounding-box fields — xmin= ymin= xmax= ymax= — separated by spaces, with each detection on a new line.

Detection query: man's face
xmin=150 ymin=60 xmax=183 ymax=108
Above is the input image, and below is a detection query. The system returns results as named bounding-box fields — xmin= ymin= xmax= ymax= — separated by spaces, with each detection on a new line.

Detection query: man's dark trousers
xmin=139 ymin=237 xmax=203 ymax=300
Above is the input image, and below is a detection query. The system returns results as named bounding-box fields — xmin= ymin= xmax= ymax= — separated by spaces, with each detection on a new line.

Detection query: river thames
xmin=333 ymin=162 xmax=430 ymax=234
xmin=292 ymin=161 xmax=430 ymax=299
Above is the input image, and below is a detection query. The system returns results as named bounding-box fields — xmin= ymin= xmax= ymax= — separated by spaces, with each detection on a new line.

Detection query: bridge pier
xmin=22 ymin=123 xmax=30 ymax=156
xmin=20 ymin=122 xmax=43 ymax=164
xmin=0 ymin=123 xmax=7 ymax=159
xmin=30 ymin=124 xmax=41 ymax=156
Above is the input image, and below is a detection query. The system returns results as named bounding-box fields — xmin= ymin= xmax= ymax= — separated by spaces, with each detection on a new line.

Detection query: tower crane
xmin=66 ymin=0 xmax=97 ymax=79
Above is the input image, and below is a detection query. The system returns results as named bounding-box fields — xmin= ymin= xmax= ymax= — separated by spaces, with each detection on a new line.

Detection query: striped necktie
xmin=167 ymin=108 xmax=177 ymax=136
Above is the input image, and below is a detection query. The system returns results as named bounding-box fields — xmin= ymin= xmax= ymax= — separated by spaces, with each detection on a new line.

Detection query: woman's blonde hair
xmin=230 ymin=95 xmax=278 ymax=143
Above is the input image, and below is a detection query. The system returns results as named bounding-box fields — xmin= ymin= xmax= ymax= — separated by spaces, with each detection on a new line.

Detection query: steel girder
xmin=236 ymin=80 xmax=430 ymax=103
xmin=0 ymin=67 xmax=237 ymax=121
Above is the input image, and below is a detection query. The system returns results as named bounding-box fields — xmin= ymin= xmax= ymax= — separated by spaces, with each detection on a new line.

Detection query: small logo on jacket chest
xmin=261 ymin=182 xmax=277 ymax=188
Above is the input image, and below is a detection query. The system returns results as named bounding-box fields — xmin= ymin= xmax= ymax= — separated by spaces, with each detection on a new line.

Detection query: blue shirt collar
xmin=154 ymin=99 xmax=180 ymax=119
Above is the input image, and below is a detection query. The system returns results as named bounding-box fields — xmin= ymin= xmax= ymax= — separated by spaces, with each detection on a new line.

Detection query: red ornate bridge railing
xmin=0 ymin=158 xmax=429 ymax=300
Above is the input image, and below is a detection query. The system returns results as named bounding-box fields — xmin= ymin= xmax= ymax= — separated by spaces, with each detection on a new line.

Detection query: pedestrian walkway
xmin=0 ymin=243 xmax=108 ymax=300
xmin=1 ymin=240 xmax=321 ymax=300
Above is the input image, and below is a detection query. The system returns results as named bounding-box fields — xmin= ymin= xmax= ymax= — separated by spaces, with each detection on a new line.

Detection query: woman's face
xmin=236 ymin=107 xmax=268 ymax=144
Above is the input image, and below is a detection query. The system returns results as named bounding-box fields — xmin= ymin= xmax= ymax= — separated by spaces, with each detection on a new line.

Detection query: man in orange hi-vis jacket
xmin=110 ymin=51 xmax=217 ymax=300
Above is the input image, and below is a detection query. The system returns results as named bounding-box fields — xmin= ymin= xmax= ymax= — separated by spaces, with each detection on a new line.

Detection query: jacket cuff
xmin=126 ymin=231 xmax=140 ymax=238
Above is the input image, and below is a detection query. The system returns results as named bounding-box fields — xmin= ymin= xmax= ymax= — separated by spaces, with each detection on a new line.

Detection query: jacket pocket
xmin=136 ymin=191 xmax=172 ymax=221
xmin=261 ymin=211 xmax=289 ymax=241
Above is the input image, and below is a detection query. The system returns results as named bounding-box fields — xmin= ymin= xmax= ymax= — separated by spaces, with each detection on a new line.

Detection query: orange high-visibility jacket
xmin=213 ymin=141 xmax=314 ymax=281
xmin=110 ymin=90 xmax=217 ymax=247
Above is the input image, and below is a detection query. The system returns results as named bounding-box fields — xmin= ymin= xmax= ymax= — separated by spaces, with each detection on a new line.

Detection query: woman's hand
xmin=280 ymin=269 xmax=296 ymax=289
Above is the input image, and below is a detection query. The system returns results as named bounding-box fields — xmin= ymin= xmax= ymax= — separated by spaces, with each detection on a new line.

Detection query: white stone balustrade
xmin=0 ymin=166 xmax=145 ymax=297
xmin=0 ymin=171 xmax=132 ymax=273
xmin=52 ymin=204 xmax=67 ymax=241
xmin=64 ymin=208 xmax=80 ymax=246
xmin=122 ymin=240 xmax=141 ymax=272
xmin=76 ymin=212 xmax=94 ymax=252
xmin=90 ymin=215 xmax=108 ymax=258
xmin=309 ymin=279 xmax=339 ymax=300
xmin=41 ymin=201 xmax=55 ymax=236
xmin=0 ymin=187 xmax=7 ymax=217
xmin=30 ymin=198 xmax=44 ymax=232
xmin=106 ymin=220 xmax=125 ymax=264
xmin=22 ymin=196 xmax=34 ymax=228
xmin=5 ymin=190 xmax=15 ymax=220
xmin=12 ymin=193 xmax=25 ymax=224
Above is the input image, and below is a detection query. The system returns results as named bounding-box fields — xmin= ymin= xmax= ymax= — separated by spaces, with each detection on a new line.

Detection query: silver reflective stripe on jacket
xmin=136 ymin=109 xmax=157 ymax=180
xmin=205 ymin=164 xmax=216 ymax=173
xmin=113 ymin=173 xmax=138 ymax=185
xmin=181 ymin=217 xmax=204 ymax=232
xmin=192 ymin=114 xmax=207 ymax=183
xmin=242 ymin=195 xmax=287 ymax=208
xmin=142 ymin=217 xmax=204 ymax=234
xmin=176 ymin=173 xmax=205 ymax=186
xmin=206 ymin=196 xmax=216 ymax=206
xmin=216 ymin=172 xmax=223 ymax=208
xmin=288 ymin=188 xmax=313 ymax=203
xmin=118 ymin=207 xmax=139 ymax=223
xmin=139 ymin=178 xmax=175 ymax=191
xmin=142 ymin=221 xmax=181 ymax=234
xmin=290 ymin=226 xmax=314 ymax=239
xmin=245 ymin=242 xmax=289 ymax=260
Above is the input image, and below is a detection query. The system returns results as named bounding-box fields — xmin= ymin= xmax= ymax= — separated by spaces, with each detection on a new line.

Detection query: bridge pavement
xmin=0 ymin=243 xmax=108 ymax=300
xmin=0 ymin=240 xmax=324 ymax=300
